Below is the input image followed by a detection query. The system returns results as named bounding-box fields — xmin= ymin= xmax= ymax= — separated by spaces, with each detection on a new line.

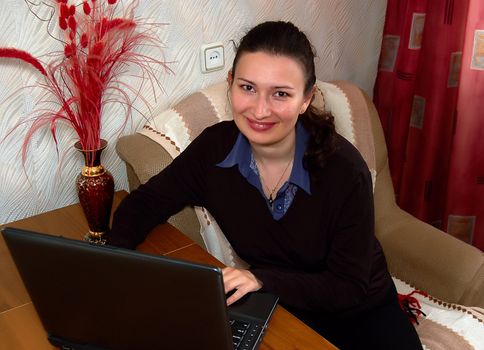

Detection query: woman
xmin=109 ymin=21 xmax=423 ymax=349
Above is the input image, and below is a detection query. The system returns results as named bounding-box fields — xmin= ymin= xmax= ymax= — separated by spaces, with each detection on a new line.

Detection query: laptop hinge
xmin=48 ymin=334 xmax=107 ymax=350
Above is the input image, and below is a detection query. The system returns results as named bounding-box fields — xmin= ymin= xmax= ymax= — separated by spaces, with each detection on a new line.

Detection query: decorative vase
xmin=75 ymin=139 xmax=114 ymax=245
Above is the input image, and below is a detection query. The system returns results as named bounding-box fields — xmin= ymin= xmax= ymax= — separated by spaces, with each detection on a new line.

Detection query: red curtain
xmin=374 ymin=0 xmax=484 ymax=250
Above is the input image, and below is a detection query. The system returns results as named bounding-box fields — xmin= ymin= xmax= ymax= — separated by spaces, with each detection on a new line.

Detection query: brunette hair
xmin=231 ymin=21 xmax=336 ymax=170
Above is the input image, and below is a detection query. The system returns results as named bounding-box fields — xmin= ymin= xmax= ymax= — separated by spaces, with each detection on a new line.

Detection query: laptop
xmin=2 ymin=227 xmax=278 ymax=350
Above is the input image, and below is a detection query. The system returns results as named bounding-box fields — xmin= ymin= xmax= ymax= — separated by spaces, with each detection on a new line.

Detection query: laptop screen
xmin=2 ymin=227 xmax=278 ymax=350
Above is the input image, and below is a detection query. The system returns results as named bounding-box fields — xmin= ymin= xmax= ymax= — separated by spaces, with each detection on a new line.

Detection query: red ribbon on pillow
xmin=398 ymin=290 xmax=428 ymax=324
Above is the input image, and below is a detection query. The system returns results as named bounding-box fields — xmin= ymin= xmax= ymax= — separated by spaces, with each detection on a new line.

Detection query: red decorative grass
xmin=0 ymin=48 xmax=47 ymax=76
xmin=0 ymin=0 xmax=169 ymax=165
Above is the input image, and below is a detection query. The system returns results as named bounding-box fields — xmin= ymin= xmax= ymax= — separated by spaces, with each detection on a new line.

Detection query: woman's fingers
xmin=226 ymin=287 xmax=247 ymax=306
xmin=222 ymin=267 xmax=262 ymax=305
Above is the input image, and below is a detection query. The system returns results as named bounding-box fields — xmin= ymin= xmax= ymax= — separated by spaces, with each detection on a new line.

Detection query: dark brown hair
xmin=232 ymin=21 xmax=336 ymax=170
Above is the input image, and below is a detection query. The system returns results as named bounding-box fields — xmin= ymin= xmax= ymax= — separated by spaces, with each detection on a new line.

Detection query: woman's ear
xmin=301 ymin=85 xmax=316 ymax=114
xmin=227 ymin=70 xmax=233 ymax=85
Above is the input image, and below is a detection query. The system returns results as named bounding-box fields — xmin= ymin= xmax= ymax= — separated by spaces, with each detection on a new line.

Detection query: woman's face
xmin=229 ymin=52 xmax=313 ymax=149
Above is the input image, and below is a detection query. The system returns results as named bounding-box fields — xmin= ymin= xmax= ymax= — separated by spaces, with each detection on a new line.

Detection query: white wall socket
xmin=200 ymin=42 xmax=225 ymax=73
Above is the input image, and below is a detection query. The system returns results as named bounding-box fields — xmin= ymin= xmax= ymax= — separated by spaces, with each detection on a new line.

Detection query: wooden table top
xmin=0 ymin=191 xmax=336 ymax=349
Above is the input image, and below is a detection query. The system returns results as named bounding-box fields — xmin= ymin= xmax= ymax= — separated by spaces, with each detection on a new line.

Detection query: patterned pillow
xmin=393 ymin=277 xmax=484 ymax=350
xmin=138 ymin=80 xmax=377 ymax=266
xmin=139 ymin=82 xmax=232 ymax=159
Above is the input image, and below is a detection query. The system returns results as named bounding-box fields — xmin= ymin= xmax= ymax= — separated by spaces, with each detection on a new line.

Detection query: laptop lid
xmin=2 ymin=227 xmax=278 ymax=350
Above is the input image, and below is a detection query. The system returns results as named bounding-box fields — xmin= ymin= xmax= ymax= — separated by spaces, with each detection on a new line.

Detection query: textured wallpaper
xmin=0 ymin=0 xmax=386 ymax=224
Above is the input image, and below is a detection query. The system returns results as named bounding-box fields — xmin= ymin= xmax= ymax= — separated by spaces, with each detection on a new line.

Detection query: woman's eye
xmin=274 ymin=91 xmax=289 ymax=98
xmin=241 ymin=84 xmax=254 ymax=92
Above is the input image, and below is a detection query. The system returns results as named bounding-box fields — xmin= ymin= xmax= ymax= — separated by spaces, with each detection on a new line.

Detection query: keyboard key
xmin=230 ymin=318 xmax=253 ymax=349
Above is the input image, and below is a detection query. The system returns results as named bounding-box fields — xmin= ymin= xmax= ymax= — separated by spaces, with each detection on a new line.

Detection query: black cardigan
xmin=110 ymin=121 xmax=394 ymax=316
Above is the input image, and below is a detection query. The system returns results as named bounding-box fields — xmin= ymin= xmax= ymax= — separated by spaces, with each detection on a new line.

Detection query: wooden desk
xmin=0 ymin=191 xmax=336 ymax=350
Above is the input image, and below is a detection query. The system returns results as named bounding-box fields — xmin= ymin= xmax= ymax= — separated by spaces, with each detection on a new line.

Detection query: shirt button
xmin=276 ymin=204 xmax=283 ymax=211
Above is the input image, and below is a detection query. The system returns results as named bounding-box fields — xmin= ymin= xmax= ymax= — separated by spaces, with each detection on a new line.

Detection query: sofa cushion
xmin=393 ymin=277 xmax=484 ymax=350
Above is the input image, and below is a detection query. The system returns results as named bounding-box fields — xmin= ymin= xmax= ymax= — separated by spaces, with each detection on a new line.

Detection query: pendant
xmin=268 ymin=195 xmax=274 ymax=211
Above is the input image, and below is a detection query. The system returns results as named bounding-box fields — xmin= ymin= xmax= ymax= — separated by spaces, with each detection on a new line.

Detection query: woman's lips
xmin=247 ymin=118 xmax=276 ymax=131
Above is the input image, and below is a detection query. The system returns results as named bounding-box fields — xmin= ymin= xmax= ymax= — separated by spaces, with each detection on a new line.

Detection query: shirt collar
xmin=217 ymin=121 xmax=311 ymax=194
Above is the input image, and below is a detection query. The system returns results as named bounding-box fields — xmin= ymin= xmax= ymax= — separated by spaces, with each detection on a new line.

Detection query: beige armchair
xmin=116 ymin=80 xmax=484 ymax=309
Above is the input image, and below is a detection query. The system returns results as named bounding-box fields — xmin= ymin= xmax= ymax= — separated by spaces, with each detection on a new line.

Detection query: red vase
xmin=75 ymin=139 xmax=114 ymax=245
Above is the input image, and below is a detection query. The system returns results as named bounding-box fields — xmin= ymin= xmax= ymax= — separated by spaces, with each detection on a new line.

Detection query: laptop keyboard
xmin=230 ymin=318 xmax=261 ymax=349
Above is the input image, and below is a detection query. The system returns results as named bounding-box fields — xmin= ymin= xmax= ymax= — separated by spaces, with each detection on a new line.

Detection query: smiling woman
xmin=229 ymin=52 xmax=311 ymax=146
xmin=228 ymin=52 xmax=311 ymax=200
xmin=108 ymin=21 xmax=423 ymax=349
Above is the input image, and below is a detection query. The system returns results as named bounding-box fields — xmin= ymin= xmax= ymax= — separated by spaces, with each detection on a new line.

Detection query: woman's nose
xmin=254 ymin=95 xmax=270 ymax=119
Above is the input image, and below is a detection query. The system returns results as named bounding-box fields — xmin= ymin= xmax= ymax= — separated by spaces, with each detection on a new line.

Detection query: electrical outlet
xmin=200 ymin=43 xmax=224 ymax=73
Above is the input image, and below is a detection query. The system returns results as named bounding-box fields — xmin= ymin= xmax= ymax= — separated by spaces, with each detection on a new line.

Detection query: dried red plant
xmin=0 ymin=0 xmax=169 ymax=165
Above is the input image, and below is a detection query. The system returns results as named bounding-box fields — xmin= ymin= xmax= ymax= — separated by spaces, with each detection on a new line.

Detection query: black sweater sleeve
xmin=108 ymin=129 xmax=215 ymax=249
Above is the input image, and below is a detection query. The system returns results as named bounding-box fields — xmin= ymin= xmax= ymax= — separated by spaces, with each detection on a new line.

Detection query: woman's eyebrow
xmin=236 ymin=78 xmax=256 ymax=85
xmin=236 ymin=78 xmax=295 ymax=90
xmin=274 ymin=85 xmax=295 ymax=90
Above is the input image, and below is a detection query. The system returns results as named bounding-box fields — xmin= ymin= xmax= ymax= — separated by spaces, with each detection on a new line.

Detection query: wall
xmin=0 ymin=0 xmax=387 ymax=224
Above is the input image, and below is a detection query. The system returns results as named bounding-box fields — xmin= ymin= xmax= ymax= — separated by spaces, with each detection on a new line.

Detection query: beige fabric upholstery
xmin=116 ymin=81 xmax=484 ymax=308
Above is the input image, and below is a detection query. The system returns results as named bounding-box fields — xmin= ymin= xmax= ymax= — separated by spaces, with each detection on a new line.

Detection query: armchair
xmin=116 ymin=81 xmax=484 ymax=309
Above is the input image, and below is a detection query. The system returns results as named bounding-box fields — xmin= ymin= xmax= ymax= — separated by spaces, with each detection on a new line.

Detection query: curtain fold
xmin=444 ymin=0 xmax=484 ymax=249
xmin=374 ymin=0 xmax=483 ymax=249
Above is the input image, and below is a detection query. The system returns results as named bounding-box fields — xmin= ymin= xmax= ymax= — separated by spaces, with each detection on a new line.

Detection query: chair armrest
xmin=116 ymin=133 xmax=174 ymax=188
xmin=377 ymin=204 xmax=484 ymax=307
xmin=365 ymin=89 xmax=484 ymax=307
xmin=374 ymin=161 xmax=484 ymax=307
xmin=116 ymin=134 xmax=204 ymax=249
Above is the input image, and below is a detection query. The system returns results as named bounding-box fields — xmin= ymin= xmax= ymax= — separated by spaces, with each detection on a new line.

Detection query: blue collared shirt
xmin=217 ymin=122 xmax=311 ymax=220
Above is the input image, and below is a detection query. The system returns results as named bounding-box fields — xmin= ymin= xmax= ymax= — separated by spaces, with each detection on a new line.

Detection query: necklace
xmin=256 ymin=157 xmax=293 ymax=207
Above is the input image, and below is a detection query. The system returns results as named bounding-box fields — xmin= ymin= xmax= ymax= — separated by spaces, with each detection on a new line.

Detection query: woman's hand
xmin=222 ymin=267 xmax=263 ymax=305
